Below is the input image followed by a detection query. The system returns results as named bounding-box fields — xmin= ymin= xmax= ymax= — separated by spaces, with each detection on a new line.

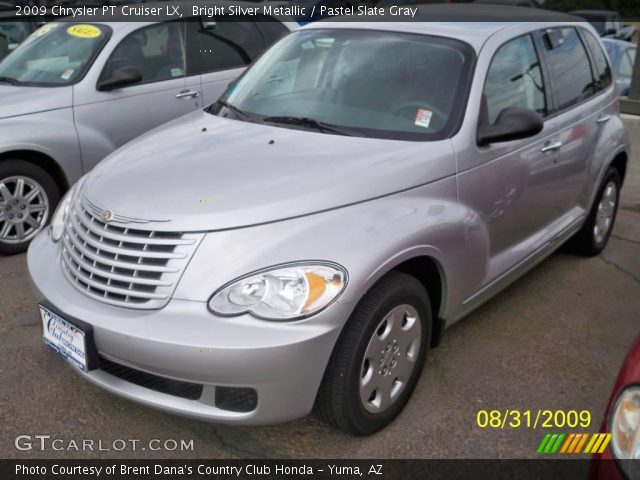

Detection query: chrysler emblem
xmin=101 ymin=210 xmax=113 ymax=222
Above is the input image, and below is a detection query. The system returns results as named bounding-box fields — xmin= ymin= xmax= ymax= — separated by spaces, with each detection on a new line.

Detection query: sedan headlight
xmin=610 ymin=385 xmax=640 ymax=467
xmin=49 ymin=177 xmax=84 ymax=243
xmin=209 ymin=263 xmax=347 ymax=321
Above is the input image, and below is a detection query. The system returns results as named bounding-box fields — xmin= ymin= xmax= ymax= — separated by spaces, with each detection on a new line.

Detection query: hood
xmin=84 ymin=110 xmax=455 ymax=232
xmin=0 ymin=85 xmax=72 ymax=120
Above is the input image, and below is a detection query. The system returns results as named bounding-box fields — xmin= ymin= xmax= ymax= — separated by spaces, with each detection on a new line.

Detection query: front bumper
xmin=28 ymin=232 xmax=355 ymax=425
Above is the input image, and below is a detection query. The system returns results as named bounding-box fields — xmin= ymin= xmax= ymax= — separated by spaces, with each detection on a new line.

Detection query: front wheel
xmin=316 ymin=271 xmax=431 ymax=435
xmin=566 ymin=167 xmax=621 ymax=257
xmin=0 ymin=160 xmax=60 ymax=255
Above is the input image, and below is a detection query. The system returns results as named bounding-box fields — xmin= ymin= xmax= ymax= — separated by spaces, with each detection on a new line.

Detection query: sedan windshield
xmin=213 ymin=29 xmax=474 ymax=140
xmin=0 ymin=23 xmax=110 ymax=86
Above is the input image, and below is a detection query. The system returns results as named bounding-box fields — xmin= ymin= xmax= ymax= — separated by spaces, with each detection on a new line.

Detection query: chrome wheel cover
xmin=0 ymin=175 xmax=49 ymax=244
xmin=359 ymin=304 xmax=422 ymax=414
xmin=593 ymin=181 xmax=617 ymax=246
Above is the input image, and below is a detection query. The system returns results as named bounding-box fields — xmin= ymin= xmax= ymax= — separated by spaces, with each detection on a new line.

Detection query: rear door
xmin=534 ymin=27 xmax=614 ymax=218
xmin=74 ymin=21 xmax=202 ymax=171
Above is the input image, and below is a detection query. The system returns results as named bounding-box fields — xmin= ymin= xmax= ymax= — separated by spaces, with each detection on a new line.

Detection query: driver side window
xmin=483 ymin=35 xmax=547 ymax=125
xmin=100 ymin=22 xmax=186 ymax=87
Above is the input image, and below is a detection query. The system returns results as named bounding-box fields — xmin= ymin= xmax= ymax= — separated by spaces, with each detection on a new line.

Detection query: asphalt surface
xmin=0 ymin=119 xmax=639 ymax=460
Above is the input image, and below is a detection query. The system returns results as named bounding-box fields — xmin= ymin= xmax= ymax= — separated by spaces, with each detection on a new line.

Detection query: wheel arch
xmin=609 ymin=151 xmax=628 ymax=185
xmin=0 ymin=150 xmax=69 ymax=195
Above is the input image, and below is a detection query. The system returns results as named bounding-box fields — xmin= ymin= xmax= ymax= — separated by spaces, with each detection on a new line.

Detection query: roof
xmin=307 ymin=4 xmax=583 ymax=52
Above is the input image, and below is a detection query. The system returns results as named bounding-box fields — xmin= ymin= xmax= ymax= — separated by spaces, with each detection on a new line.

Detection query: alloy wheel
xmin=0 ymin=175 xmax=49 ymax=244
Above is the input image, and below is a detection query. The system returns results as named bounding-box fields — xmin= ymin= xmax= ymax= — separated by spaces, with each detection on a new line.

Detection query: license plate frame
xmin=39 ymin=303 xmax=99 ymax=372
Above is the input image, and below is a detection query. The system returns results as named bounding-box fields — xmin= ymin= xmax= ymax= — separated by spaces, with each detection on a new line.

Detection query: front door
xmin=73 ymin=21 xmax=202 ymax=171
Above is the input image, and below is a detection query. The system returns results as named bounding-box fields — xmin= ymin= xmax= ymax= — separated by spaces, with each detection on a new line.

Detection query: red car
xmin=591 ymin=334 xmax=640 ymax=479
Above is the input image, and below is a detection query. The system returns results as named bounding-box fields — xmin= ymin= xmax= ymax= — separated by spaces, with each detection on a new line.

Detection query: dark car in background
xmin=590 ymin=334 xmax=640 ymax=480
xmin=603 ymin=38 xmax=636 ymax=97
xmin=571 ymin=10 xmax=635 ymax=42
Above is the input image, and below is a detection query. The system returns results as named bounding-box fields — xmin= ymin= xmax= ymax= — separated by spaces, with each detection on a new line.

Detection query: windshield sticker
xmin=33 ymin=24 xmax=57 ymax=38
xmin=415 ymin=109 xmax=433 ymax=129
xmin=61 ymin=68 xmax=75 ymax=80
xmin=67 ymin=25 xmax=101 ymax=39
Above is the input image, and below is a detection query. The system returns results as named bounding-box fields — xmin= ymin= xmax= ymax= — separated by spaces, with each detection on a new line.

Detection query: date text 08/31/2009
xmin=476 ymin=410 xmax=592 ymax=429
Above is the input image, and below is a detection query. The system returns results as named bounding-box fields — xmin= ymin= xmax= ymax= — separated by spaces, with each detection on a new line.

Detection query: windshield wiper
xmin=0 ymin=76 xmax=23 ymax=86
xmin=212 ymin=99 xmax=250 ymax=120
xmin=262 ymin=116 xmax=356 ymax=137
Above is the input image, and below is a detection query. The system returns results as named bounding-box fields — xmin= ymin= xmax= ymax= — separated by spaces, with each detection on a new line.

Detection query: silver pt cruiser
xmin=28 ymin=13 xmax=629 ymax=435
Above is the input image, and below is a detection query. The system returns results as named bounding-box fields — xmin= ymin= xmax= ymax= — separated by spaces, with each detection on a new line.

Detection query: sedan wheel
xmin=593 ymin=181 xmax=617 ymax=246
xmin=0 ymin=175 xmax=50 ymax=245
xmin=360 ymin=304 xmax=422 ymax=414
xmin=316 ymin=271 xmax=431 ymax=435
xmin=0 ymin=160 xmax=60 ymax=255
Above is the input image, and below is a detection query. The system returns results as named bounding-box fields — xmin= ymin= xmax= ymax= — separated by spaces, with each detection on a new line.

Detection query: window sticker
xmin=415 ymin=108 xmax=433 ymax=128
xmin=67 ymin=25 xmax=101 ymax=39
xmin=170 ymin=68 xmax=183 ymax=78
xmin=33 ymin=24 xmax=57 ymax=38
xmin=61 ymin=68 xmax=75 ymax=80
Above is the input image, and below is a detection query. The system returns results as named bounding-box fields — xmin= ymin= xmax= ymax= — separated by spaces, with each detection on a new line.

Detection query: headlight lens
xmin=49 ymin=189 xmax=73 ymax=243
xmin=610 ymin=386 xmax=640 ymax=462
xmin=209 ymin=263 xmax=347 ymax=320
xmin=49 ymin=177 xmax=84 ymax=243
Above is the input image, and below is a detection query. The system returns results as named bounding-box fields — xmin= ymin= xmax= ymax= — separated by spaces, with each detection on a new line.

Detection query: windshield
xmin=213 ymin=29 xmax=474 ymax=141
xmin=0 ymin=23 xmax=110 ymax=86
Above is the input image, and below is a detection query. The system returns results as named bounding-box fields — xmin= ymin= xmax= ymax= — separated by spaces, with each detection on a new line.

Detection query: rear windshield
xmin=214 ymin=29 xmax=475 ymax=141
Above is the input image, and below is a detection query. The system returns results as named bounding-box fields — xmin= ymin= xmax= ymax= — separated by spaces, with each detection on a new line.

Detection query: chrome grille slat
xmin=77 ymin=210 xmax=196 ymax=246
xmin=60 ymin=196 xmax=203 ymax=309
xmin=69 ymin=212 xmax=188 ymax=260
xmin=62 ymin=242 xmax=172 ymax=287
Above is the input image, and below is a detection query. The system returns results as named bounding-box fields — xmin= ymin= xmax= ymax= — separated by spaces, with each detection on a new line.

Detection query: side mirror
xmin=97 ymin=66 xmax=142 ymax=91
xmin=478 ymin=107 xmax=543 ymax=146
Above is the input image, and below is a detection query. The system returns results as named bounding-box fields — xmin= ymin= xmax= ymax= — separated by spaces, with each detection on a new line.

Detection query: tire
xmin=565 ymin=167 xmax=621 ymax=257
xmin=0 ymin=159 xmax=60 ymax=255
xmin=316 ymin=271 xmax=432 ymax=435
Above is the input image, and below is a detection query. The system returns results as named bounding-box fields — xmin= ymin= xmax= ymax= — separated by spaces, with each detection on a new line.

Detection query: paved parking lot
xmin=1 ymin=118 xmax=639 ymax=460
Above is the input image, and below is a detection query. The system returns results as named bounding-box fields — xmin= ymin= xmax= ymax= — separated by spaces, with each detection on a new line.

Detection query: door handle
xmin=596 ymin=114 xmax=611 ymax=124
xmin=176 ymin=90 xmax=200 ymax=99
xmin=541 ymin=140 xmax=563 ymax=153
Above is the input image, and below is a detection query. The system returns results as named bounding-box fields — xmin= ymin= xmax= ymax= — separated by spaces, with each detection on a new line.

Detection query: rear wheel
xmin=566 ymin=167 xmax=621 ymax=257
xmin=0 ymin=160 xmax=60 ymax=255
xmin=316 ymin=271 xmax=431 ymax=435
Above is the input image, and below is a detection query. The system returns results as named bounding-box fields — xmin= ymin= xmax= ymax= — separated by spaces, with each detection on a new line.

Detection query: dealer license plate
xmin=40 ymin=305 xmax=87 ymax=371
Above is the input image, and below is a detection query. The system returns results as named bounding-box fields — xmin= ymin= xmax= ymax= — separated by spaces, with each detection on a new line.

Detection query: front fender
xmin=0 ymin=108 xmax=83 ymax=183
xmin=174 ymin=176 xmax=490 ymax=324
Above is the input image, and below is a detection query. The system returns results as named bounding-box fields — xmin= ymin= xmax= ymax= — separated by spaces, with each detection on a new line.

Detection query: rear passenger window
xmin=483 ymin=35 xmax=546 ymax=125
xmin=543 ymin=28 xmax=595 ymax=110
xmin=581 ymin=30 xmax=612 ymax=92
xmin=194 ymin=20 xmax=265 ymax=74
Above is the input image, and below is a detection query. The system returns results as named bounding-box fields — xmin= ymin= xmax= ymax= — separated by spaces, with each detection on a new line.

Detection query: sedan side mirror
xmin=478 ymin=107 xmax=543 ymax=146
xmin=97 ymin=66 xmax=142 ymax=92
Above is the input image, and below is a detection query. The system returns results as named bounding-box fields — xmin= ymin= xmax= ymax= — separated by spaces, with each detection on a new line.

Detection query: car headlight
xmin=208 ymin=263 xmax=347 ymax=320
xmin=610 ymin=385 xmax=640 ymax=465
xmin=49 ymin=177 xmax=84 ymax=243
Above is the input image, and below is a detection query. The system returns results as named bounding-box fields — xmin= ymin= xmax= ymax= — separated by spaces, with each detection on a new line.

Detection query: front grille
xmin=99 ymin=356 xmax=204 ymax=400
xmin=60 ymin=196 xmax=202 ymax=309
